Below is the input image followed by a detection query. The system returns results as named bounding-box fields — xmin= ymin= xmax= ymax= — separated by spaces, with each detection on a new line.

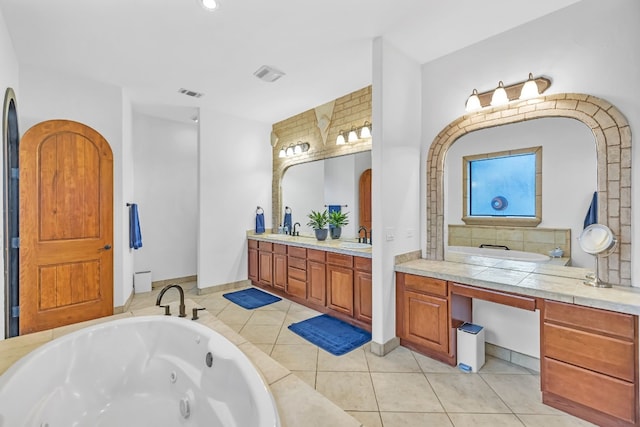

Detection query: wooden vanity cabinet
xmin=326 ymin=252 xmax=354 ymax=316
xmin=286 ymin=246 xmax=307 ymax=299
xmin=248 ymin=240 xmax=259 ymax=283
xmin=541 ymin=300 xmax=639 ymax=426
xmin=273 ymin=244 xmax=287 ymax=291
xmin=307 ymin=249 xmax=326 ymax=306
xmin=257 ymin=241 xmax=273 ymax=287
xmin=396 ymin=273 xmax=453 ymax=365
xmin=354 ymin=257 xmax=372 ymax=324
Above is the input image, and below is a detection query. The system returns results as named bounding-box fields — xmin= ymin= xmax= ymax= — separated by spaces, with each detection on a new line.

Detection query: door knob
xmin=103 ymin=244 xmax=112 ymax=250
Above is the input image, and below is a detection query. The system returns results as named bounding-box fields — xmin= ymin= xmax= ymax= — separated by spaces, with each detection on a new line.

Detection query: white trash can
xmin=134 ymin=271 xmax=152 ymax=294
xmin=457 ymin=322 xmax=485 ymax=373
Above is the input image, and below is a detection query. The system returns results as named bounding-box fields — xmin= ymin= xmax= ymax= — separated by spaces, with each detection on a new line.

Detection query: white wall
xmin=421 ymin=0 xmax=640 ymax=357
xmin=445 ymin=117 xmax=597 ymax=268
xmin=132 ymin=113 xmax=198 ymax=282
xmin=372 ymin=37 xmax=422 ymax=346
xmin=18 ymin=65 xmax=131 ymax=308
xmin=197 ymin=108 xmax=271 ymax=289
xmin=0 ymin=6 xmax=19 ymax=340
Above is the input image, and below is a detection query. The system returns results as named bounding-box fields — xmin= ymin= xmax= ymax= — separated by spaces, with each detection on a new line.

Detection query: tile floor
xmin=129 ymin=283 xmax=595 ymax=427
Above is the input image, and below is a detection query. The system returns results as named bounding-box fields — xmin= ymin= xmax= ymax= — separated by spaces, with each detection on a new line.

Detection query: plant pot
xmin=314 ymin=228 xmax=328 ymax=241
xmin=330 ymin=227 xmax=342 ymax=239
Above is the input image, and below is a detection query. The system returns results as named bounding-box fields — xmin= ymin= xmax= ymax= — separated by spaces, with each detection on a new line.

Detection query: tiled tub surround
xmin=448 ymin=225 xmax=571 ymax=259
xmin=1 ymin=284 xmax=596 ymax=427
xmin=395 ymin=255 xmax=640 ymax=426
xmin=427 ymin=93 xmax=632 ymax=286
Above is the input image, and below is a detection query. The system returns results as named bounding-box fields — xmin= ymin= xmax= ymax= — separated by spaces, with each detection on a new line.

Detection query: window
xmin=462 ymin=146 xmax=541 ymax=226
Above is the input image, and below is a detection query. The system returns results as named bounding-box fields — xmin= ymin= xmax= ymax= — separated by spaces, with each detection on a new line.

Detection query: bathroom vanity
xmin=247 ymin=234 xmax=372 ymax=331
xmin=395 ymin=256 xmax=640 ymax=426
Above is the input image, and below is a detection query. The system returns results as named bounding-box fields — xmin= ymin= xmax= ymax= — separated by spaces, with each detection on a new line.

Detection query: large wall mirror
xmin=281 ymin=152 xmax=371 ymax=238
xmin=445 ymin=117 xmax=597 ymax=268
xmin=427 ymin=93 xmax=632 ymax=286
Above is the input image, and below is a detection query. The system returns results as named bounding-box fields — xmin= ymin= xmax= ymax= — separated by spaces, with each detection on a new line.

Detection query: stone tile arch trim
xmin=426 ymin=93 xmax=632 ymax=286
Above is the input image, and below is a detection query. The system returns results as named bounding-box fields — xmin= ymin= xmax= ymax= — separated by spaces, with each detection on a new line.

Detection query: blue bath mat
xmin=288 ymin=314 xmax=371 ymax=356
xmin=223 ymin=288 xmax=282 ymax=309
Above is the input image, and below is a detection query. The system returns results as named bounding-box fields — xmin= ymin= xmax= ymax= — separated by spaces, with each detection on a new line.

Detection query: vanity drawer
xmin=327 ymin=252 xmax=353 ymax=268
xmin=273 ymin=243 xmax=287 ymax=254
xmin=354 ymin=256 xmax=371 ymax=272
xmin=287 ymin=277 xmax=307 ymax=299
xmin=543 ymin=357 xmax=636 ymax=424
xmin=248 ymin=239 xmax=258 ymax=249
xmin=308 ymin=249 xmax=326 ymax=262
xmin=288 ymin=256 xmax=307 ymax=270
xmin=288 ymin=246 xmax=306 ymax=259
xmin=288 ymin=266 xmax=306 ymax=281
xmin=544 ymin=300 xmax=635 ymax=340
xmin=258 ymin=241 xmax=273 ymax=251
xmin=544 ymin=323 xmax=635 ymax=382
xmin=403 ymin=274 xmax=447 ymax=297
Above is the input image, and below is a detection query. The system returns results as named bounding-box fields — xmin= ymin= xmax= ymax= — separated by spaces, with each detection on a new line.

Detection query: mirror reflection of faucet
xmin=358 ymin=226 xmax=371 ymax=244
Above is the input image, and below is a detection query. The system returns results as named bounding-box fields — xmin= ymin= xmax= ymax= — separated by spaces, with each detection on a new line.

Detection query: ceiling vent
xmin=178 ymin=88 xmax=204 ymax=98
xmin=253 ymin=65 xmax=285 ymax=83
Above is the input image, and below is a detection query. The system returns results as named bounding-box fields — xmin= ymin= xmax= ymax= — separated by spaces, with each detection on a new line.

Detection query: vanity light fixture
xmin=347 ymin=127 xmax=359 ymax=143
xmin=336 ymin=131 xmax=346 ymax=145
xmin=285 ymin=145 xmax=295 ymax=157
xmin=280 ymin=142 xmax=309 ymax=158
xmin=490 ymin=81 xmax=509 ymax=106
xmin=519 ymin=73 xmax=539 ymax=100
xmin=359 ymin=121 xmax=372 ymax=139
xmin=465 ymin=74 xmax=552 ymax=112
xmin=293 ymin=141 xmax=310 ymax=155
xmin=278 ymin=147 xmax=287 ymax=158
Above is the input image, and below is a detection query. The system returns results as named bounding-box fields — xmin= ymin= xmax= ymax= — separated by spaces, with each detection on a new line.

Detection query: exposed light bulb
xmin=465 ymin=89 xmax=482 ymax=112
xmin=519 ymin=73 xmax=539 ymax=100
xmin=490 ymin=81 xmax=509 ymax=106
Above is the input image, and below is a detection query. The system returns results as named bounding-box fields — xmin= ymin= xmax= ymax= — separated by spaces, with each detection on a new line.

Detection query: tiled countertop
xmin=248 ymin=232 xmax=372 ymax=258
xmin=396 ymin=253 xmax=640 ymax=316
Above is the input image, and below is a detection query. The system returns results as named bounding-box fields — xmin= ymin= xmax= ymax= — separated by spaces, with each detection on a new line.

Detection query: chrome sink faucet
xmin=156 ymin=284 xmax=186 ymax=317
xmin=292 ymin=222 xmax=300 ymax=236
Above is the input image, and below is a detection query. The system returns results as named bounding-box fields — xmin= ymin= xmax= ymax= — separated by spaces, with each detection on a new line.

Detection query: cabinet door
xmin=258 ymin=251 xmax=273 ymax=286
xmin=354 ymin=270 xmax=372 ymax=324
xmin=248 ymin=247 xmax=258 ymax=283
xmin=273 ymin=253 xmax=287 ymax=291
xmin=326 ymin=264 xmax=354 ymax=316
xmin=307 ymin=260 xmax=326 ymax=306
xmin=403 ymin=290 xmax=448 ymax=354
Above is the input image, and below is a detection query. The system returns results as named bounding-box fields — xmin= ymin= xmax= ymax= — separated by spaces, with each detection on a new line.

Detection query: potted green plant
xmin=328 ymin=210 xmax=349 ymax=239
xmin=307 ymin=209 xmax=329 ymax=241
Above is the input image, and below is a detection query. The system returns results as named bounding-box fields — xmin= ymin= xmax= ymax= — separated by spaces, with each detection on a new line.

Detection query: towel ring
xmin=284 ymin=206 xmax=292 ymax=214
xmin=256 ymin=206 xmax=264 ymax=214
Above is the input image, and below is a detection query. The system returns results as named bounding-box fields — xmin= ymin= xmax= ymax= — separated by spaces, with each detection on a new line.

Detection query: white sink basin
xmin=340 ymin=242 xmax=372 ymax=249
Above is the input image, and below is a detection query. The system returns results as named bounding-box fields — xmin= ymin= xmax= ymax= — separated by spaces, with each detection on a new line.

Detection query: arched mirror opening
xmin=428 ymin=93 xmax=632 ymax=286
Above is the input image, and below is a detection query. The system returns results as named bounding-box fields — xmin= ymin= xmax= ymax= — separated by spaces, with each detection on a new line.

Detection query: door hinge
xmin=11 ymin=306 xmax=19 ymax=317
xmin=10 ymin=167 xmax=19 ymax=179
xmin=11 ymin=237 xmax=19 ymax=249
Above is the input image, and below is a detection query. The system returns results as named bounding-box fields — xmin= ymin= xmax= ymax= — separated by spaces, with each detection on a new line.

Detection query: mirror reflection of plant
xmin=306 ymin=209 xmax=329 ymax=230
xmin=328 ymin=210 xmax=349 ymax=227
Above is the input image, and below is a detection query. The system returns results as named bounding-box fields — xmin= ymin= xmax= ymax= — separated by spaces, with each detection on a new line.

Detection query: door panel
xmin=359 ymin=168 xmax=371 ymax=230
xmin=20 ymin=120 xmax=113 ymax=334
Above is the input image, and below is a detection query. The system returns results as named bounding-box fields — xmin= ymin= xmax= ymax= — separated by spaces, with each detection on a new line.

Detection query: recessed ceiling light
xmin=200 ymin=0 xmax=218 ymax=11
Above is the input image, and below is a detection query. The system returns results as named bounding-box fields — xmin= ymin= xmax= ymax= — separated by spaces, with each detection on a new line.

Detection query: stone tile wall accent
xmin=272 ymin=86 xmax=372 ymax=230
xmin=427 ymin=94 xmax=632 ymax=286
xmin=448 ymin=225 xmax=570 ymax=256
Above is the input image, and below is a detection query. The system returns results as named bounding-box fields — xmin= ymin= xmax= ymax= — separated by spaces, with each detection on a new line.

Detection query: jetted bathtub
xmin=446 ymin=245 xmax=550 ymax=262
xmin=0 ymin=315 xmax=280 ymax=427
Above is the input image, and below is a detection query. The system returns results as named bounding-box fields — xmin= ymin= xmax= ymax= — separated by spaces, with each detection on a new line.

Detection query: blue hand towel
xmin=283 ymin=212 xmax=292 ymax=232
xmin=129 ymin=204 xmax=143 ymax=250
xmin=255 ymin=212 xmax=265 ymax=234
xmin=583 ymin=191 xmax=598 ymax=229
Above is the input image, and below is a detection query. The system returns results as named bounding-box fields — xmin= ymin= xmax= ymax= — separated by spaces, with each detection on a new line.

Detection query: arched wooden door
xmin=359 ymin=168 xmax=372 ymax=230
xmin=19 ymin=120 xmax=113 ymax=334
